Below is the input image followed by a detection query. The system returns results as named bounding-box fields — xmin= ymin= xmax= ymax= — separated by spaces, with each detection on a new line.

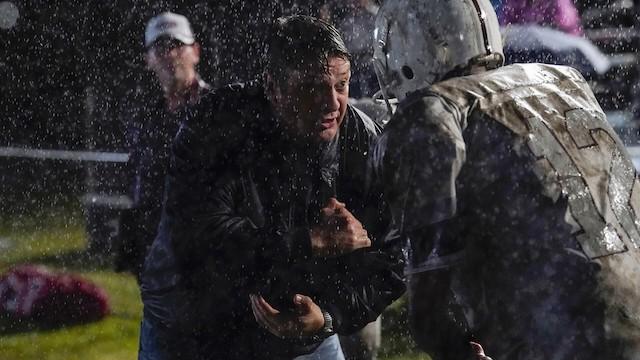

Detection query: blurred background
xmin=1 ymin=0 xmax=640 ymax=359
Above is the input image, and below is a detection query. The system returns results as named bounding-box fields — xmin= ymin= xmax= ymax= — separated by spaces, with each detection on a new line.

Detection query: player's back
xmin=429 ymin=63 xmax=640 ymax=358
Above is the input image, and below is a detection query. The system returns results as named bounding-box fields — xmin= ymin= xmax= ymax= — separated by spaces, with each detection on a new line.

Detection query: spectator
xmin=334 ymin=0 xmax=380 ymax=98
xmin=138 ymin=15 xmax=405 ymax=360
xmin=500 ymin=0 xmax=583 ymax=35
xmin=115 ymin=12 xmax=210 ymax=281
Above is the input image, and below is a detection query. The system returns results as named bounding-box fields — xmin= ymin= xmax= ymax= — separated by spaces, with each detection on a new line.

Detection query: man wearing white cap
xmin=116 ymin=11 xmax=210 ymax=282
xmin=144 ymin=11 xmax=209 ymax=112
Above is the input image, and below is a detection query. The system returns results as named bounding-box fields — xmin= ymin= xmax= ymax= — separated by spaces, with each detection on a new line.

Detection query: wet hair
xmin=264 ymin=15 xmax=351 ymax=85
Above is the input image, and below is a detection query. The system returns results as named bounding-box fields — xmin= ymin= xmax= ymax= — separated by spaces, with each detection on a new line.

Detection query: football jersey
xmin=377 ymin=63 xmax=640 ymax=358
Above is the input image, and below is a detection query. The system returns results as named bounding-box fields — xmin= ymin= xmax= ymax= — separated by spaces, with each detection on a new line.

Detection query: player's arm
xmin=406 ymin=225 xmax=474 ymax=360
xmin=386 ymin=93 xmax=475 ymax=359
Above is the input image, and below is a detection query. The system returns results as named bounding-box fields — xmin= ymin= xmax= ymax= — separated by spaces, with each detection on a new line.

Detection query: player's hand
xmin=250 ymin=294 xmax=324 ymax=338
xmin=310 ymin=197 xmax=371 ymax=257
xmin=470 ymin=342 xmax=493 ymax=360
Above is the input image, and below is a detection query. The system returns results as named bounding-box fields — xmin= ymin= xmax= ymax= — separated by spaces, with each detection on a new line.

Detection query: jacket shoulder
xmin=189 ymin=80 xmax=265 ymax=129
xmin=349 ymin=104 xmax=382 ymax=135
xmin=175 ymin=81 xmax=267 ymax=167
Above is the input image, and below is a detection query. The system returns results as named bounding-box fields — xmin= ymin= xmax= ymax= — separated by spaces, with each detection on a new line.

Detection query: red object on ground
xmin=0 ymin=265 xmax=110 ymax=326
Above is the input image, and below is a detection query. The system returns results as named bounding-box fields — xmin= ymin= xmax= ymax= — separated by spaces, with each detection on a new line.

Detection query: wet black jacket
xmin=141 ymin=81 xmax=405 ymax=359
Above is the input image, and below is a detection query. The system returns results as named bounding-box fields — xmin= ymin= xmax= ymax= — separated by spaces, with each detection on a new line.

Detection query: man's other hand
xmin=310 ymin=197 xmax=372 ymax=257
xmin=470 ymin=342 xmax=493 ymax=360
xmin=250 ymin=294 xmax=325 ymax=338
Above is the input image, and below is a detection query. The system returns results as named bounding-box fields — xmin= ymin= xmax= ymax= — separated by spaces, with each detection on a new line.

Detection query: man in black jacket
xmin=138 ymin=15 xmax=404 ymax=360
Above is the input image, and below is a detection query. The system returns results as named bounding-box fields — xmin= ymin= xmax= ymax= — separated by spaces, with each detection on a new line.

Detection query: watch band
xmin=321 ymin=310 xmax=334 ymax=334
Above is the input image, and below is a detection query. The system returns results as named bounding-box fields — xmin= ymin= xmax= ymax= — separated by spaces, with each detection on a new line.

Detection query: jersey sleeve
xmin=376 ymin=93 xmax=467 ymax=272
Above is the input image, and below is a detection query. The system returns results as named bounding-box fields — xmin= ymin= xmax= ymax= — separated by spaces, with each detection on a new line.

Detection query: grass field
xmin=0 ymin=203 xmax=427 ymax=360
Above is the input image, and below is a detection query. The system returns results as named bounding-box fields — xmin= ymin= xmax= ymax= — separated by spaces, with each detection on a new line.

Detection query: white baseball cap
xmin=145 ymin=12 xmax=194 ymax=48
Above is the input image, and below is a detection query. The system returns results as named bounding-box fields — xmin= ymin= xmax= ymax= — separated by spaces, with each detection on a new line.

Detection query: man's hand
xmin=310 ymin=197 xmax=372 ymax=257
xmin=250 ymin=294 xmax=325 ymax=339
xmin=470 ymin=342 xmax=493 ymax=360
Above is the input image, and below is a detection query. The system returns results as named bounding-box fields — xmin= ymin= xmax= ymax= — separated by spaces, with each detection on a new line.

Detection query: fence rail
xmin=0 ymin=147 xmax=129 ymax=163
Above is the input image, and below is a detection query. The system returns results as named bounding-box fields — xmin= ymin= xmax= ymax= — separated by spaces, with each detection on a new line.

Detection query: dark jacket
xmin=141 ymin=81 xmax=405 ymax=359
xmin=116 ymin=79 xmax=209 ymax=278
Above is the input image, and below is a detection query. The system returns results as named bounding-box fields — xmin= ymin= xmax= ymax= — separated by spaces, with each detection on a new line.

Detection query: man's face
xmin=145 ymin=38 xmax=200 ymax=88
xmin=272 ymin=56 xmax=350 ymax=143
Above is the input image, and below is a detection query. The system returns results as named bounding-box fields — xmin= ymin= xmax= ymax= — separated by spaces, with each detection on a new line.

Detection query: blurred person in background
xmin=115 ymin=11 xmax=210 ymax=281
xmin=499 ymin=0 xmax=583 ymax=35
xmin=334 ymin=0 xmax=381 ymax=99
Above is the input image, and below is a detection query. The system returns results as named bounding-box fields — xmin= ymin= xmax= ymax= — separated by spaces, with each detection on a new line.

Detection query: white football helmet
xmin=373 ymin=0 xmax=504 ymax=103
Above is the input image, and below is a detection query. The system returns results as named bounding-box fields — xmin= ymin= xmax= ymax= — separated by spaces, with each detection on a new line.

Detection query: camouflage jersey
xmin=375 ymin=63 xmax=640 ymax=359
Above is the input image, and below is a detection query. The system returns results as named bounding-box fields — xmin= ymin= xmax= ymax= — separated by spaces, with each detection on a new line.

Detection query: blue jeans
xmin=138 ymin=318 xmax=170 ymax=360
xmin=139 ymin=318 xmax=345 ymax=360
xmin=138 ymin=318 xmax=217 ymax=360
xmin=294 ymin=335 xmax=345 ymax=360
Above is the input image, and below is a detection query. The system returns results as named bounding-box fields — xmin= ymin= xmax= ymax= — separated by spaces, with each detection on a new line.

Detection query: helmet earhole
xmin=402 ymin=65 xmax=414 ymax=80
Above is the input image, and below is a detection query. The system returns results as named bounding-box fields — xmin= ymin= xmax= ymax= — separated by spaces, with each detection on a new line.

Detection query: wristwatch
xmin=321 ymin=310 xmax=334 ymax=334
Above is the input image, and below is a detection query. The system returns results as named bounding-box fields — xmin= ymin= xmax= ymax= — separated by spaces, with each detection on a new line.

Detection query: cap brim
xmin=171 ymin=34 xmax=195 ymax=45
xmin=145 ymin=34 xmax=195 ymax=48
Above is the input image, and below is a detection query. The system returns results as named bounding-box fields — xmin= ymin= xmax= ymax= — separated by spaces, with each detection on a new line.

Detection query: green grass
xmin=0 ymin=204 xmax=143 ymax=360
xmin=0 ymin=203 xmax=427 ymax=360
xmin=379 ymin=301 xmax=428 ymax=360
